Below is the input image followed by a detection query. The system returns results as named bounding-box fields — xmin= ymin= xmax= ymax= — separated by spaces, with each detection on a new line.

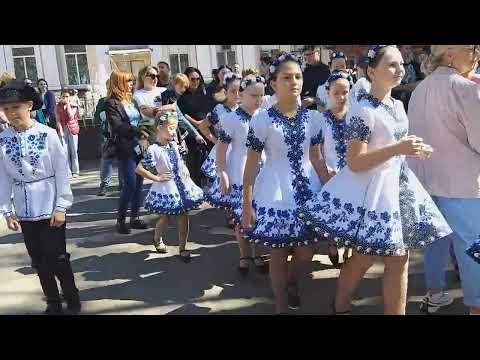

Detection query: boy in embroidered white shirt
xmin=0 ymin=80 xmax=80 ymax=315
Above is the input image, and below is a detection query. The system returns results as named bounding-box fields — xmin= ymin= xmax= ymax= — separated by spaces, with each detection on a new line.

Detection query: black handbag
xmin=101 ymin=136 xmax=118 ymax=159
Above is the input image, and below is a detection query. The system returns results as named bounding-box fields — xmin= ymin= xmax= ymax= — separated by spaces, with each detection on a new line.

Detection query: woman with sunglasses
xmin=106 ymin=69 xmax=150 ymax=234
xmin=133 ymin=65 xmax=167 ymax=143
xmin=177 ymin=67 xmax=211 ymax=186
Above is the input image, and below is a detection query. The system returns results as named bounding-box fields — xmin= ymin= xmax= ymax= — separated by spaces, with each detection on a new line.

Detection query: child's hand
xmin=156 ymin=172 xmax=174 ymax=182
xmin=50 ymin=211 xmax=66 ymax=228
xmin=6 ymin=216 xmax=21 ymax=231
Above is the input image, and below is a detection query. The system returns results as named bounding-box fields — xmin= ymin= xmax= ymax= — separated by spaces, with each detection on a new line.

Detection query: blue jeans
xmin=100 ymin=157 xmax=123 ymax=188
xmin=424 ymin=196 xmax=480 ymax=307
xmin=117 ymin=152 xmax=144 ymax=220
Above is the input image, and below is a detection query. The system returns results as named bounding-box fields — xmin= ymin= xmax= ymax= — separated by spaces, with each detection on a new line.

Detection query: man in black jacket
xmin=301 ymin=45 xmax=330 ymax=110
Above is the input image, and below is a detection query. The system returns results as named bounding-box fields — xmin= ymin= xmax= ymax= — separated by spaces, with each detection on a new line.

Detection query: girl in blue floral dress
xmin=136 ymin=111 xmax=204 ymax=263
xmin=200 ymin=73 xmax=241 ymax=180
xmin=207 ymin=74 xmax=268 ymax=275
xmin=317 ymin=70 xmax=355 ymax=266
xmin=300 ymin=45 xmax=452 ymax=315
xmin=241 ymin=54 xmax=330 ymax=314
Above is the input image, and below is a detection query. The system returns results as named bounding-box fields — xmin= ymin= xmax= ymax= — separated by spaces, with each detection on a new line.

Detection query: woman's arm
xmin=242 ymin=149 xmax=261 ymax=228
xmin=309 ymin=144 xmax=331 ymax=183
xmin=347 ymin=136 xmax=426 ymax=172
xmin=175 ymin=103 xmax=200 ymax=138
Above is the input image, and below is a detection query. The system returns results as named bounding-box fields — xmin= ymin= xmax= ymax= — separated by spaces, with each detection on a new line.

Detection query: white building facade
xmin=0 ymin=45 xmax=313 ymax=96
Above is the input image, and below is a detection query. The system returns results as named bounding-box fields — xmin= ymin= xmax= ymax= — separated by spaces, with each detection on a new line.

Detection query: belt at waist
xmin=13 ymin=175 xmax=55 ymax=186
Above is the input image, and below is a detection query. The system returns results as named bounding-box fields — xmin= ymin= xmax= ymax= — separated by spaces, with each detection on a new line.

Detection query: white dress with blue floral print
xmin=243 ymin=107 xmax=323 ymax=248
xmin=142 ymin=142 xmax=204 ymax=214
xmin=206 ymin=107 xmax=258 ymax=224
xmin=300 ymin=94 xmax=452 ymax=256
xmin=318 ymin=110 xmax=348 ymax=173
xmin=201 ymin=103 xmax=237 ymax=179
xmin=0 ymin=121 xmax=73 ymax=221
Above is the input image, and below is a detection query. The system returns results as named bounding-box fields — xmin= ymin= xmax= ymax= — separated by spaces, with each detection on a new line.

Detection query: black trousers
xmin=20 ymin=220 xmax=79 ymax=304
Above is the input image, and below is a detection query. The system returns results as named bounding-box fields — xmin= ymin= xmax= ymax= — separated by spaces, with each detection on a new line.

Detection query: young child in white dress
xmin=200 ymin=73 xmax=240 ymax=180
xmin=300 ymin=45 xmax=452 ymax=315
xmin=206 ymin=74 xmax=268 ymax=275
xmin=242 ymin=53 xmax=330 ymax=314
xmin=316 ymin=51 xmax=348 ymax=112
xmin=0 ymin=80 xmax=80 ymax=315
xmin=316 ymin=70 xmax=355 ymax=266
xmin=135 ymin=111 xmax=204 ymax=263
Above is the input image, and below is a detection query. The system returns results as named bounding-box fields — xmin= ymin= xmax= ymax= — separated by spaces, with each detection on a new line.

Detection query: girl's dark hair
xmin=36 ymin=78 xmax=48 ymax=87
xmin=218 ymin=65 xmax=232 ymax=73
xmin=365 ymin=47 xmax=391 ymax=82
xmin=184 ymin=66 xmax=206 ymax=94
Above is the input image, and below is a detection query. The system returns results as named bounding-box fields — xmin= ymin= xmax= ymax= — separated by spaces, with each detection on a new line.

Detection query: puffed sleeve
xmin=310 ymin=111 xmax=324 ymax=146
xmin=218 ymin=113 xmax=235 ymax=144
xmin=346 ymin=104 xmax=375 ymax=143
xmin=457 ymin=82 xmax=480 ymax=154
xmin=140 ymin=145 xmax=157 ymax=169
xmin=316 ymin=84 xmax=327 ymax=108
xmin=0 ymin=154 xmax=14 ymax=217
xmin=49 ymin=129 xmax=73 ymax=212
xmin=209 ymin=106 xmax=220 ymax=126
xmin=246 ymin=111 xmax=268 ymax=152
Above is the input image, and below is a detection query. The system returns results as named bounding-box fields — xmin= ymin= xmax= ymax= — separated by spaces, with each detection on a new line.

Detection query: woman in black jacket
xmin=106 ymin=69 xmax=149 ymax=234
xmin=177 ymin=67 xmax=211 ymax=186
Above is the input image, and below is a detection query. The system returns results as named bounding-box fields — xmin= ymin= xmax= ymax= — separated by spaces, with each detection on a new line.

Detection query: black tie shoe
xmin=116 ymin=219 xmax=131 ymax=234
xmin=45 ymin=302 xmax=63 ymax=315
xmin=130 ymin=218 xmax=148 ymax=230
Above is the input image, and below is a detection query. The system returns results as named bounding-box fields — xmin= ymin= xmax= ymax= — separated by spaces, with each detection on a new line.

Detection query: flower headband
xmin=239 ymin=75 xmax=265 ymax=92
xmin=223 ymin=72 xmax=242 ymax=88
xmin=269 ymin=53 xmax=300 ymax=75
xmin=325 ymin=70 xmax=354 ymax=90
xmin=156 ymin=110 xmax=176 ymax=126
xmin=366 ymin=45 xmax=397 ymax=64
xmin=330 ymin=51 xmax=347 ymax=62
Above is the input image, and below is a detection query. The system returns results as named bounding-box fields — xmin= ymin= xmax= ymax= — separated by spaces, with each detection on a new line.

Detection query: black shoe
xmin=65 ymin=295 xmax=81 ymax=315
xmin=179 ymin=250 xmax=191 ymax=263
xmin=287 ymin=285 xmax=300 ymax=310
xmin=130 ymin=218 xmax=148 ymax=230
xmin=238 ymin=257 xmax=250 ymax=276
xmin=97 ymin=185 xmax=107 ymax=196
xmin=45 ymin=302 xmax=63 ymax=315
xmin=116 ymin=219 xmax=131 ymax=234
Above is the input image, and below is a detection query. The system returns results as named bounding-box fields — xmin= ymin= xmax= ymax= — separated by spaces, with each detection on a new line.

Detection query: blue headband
xmin=239 ymin=76 xmax=265 ymax=92
xmin=269 ymin=53 xmax=301 ymax=75
xmin=367 ymin=45 xmax=397 ymax=64
xmin=223 ymin=72 xmax=242 ymax=88
xmin=325 ymin=70 xmax=354 ymax=90
xmin=330 ymin=51 xmax=347 ymax=62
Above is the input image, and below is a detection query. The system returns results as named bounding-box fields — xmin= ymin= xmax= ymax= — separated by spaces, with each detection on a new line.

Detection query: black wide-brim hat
xmin=0 ymin=79 xmax=43 ymax=111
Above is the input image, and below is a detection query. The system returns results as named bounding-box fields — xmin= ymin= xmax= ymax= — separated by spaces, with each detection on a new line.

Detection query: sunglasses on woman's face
xmin=190 ymin=77 xmax=200 ymax=82
xmin=145 ymin=74 xmax=157 ymax=80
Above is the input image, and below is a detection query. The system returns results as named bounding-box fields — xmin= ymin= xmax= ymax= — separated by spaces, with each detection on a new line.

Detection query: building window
xmin=12 ymin=47 xmax=38 ymax=82
xmin=169 ymin=53 xmax=189 ymax=75
xmin=216 ymin=45 xmax=236 ymax=68
xmin=64 ymin=45 xmax=90 ymax=85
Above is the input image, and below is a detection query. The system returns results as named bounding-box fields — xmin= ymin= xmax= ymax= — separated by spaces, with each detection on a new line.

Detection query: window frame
xmin=11 ymin=46 xmax=38 ymax=81
xmin=64 ymin=45 xmax=90 ymax=86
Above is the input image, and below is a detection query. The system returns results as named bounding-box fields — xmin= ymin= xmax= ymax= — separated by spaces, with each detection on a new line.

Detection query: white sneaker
xmin=420 ymin=291 xmax=454 ymax=314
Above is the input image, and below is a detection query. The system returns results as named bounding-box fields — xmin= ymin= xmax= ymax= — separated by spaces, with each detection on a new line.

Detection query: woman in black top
xmin=205 ymin=65 xmax=232 ymax=112
xmin=177 ymin=67 xmax=211 ymax=186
